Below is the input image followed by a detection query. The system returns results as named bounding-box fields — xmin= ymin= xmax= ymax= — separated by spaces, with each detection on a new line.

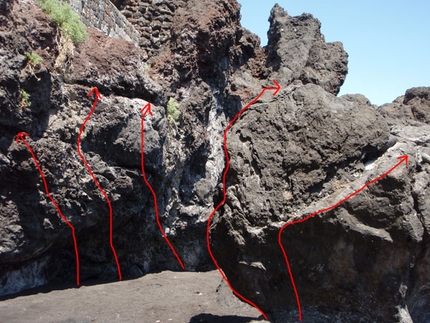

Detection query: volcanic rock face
xmin=265 ymin=4 xmax=348 ymax=96
xmin=212 ymin=84 xmax=429 ymax=322
xmin=0 ymin=1 xmax=429 ymax=323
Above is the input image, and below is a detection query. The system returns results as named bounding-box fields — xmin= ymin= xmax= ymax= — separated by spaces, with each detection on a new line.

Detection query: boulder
xmin=378 ymin=87 xmax=430 ymax=131
xmin=0 ymin=1 xmax=429 ymax=322
xmin=209 ymin=85 xmax=430 ymax=322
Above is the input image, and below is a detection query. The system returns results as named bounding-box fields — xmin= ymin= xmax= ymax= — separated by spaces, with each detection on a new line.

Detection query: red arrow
xmin=15 ymin=131 xmax=30 ymax=144
xmin=77 ymin=88 xmax=123 ymax=281
xmin=207 ymin=80 xmax=281 ymax=321
xmin=265 ymin=79 xmax=281 ymax=96
xmin=88 ymin=87 xmax=102 ymax=102
xmin=140 ymin=103 xmax=185 ymax=269
xmin=15 ymin=132 xmax=81 ymax=286
xmin=226 ymin=80 xmax=281 ymax=129
xmin=140 ymin=102 xmax=153 ymax=117
xmin=278 ymin=155 xmax=409 ymax=321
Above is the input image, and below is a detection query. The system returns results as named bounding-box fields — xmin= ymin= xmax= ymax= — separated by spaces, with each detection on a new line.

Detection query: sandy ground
xmin=0 ymin=270 xmax=265 ymax=323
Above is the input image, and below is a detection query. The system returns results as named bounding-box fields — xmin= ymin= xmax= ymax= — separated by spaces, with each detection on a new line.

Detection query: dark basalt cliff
xmin=1 ymin=1 xmax=429 ymax=322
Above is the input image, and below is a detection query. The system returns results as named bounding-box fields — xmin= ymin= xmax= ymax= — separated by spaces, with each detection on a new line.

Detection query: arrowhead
xmin=265 ymin=80 xmax=281 ymax=96
xmin=88 ymin=87 xmax=102 ymax=101
xmin=140 ymin=103 xmax=153 ymax=117
xmin=397 ymin=155 xmax=409 ymax=166
xmin=272 ymin=79 xmax=281 ymax=96
xmin=15 ymin=132 xmax=30 ymax=143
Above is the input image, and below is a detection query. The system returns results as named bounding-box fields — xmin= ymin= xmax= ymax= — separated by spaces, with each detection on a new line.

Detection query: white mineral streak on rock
xmin=205 ymin=99 xmax=226 ymax=192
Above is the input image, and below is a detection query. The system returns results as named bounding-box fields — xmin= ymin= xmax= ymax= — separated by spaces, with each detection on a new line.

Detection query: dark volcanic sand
xmin=0 ymin=270 xmax=265 ymax=323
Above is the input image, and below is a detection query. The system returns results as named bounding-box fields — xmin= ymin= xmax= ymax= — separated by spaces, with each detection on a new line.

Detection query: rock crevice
xmin=0 ymin=1 xmax=429 ymax=322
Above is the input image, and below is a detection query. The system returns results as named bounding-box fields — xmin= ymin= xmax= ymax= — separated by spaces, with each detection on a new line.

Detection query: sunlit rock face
xmin=1 ymin=1 xmax=429 ymax=322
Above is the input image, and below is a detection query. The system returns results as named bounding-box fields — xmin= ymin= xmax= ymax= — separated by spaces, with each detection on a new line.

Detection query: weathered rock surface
xmin=0 ymin=1 xmax=429 ymax=323
xmin=212 ymin=83 xmax=430 ymax=322
xmin=266 ymin=4 xmax=348 ymax=95
xmin=1 ymin=0 xmax=193 ymax=295
xmin=379 ymin=87 xmax=430 ymax=126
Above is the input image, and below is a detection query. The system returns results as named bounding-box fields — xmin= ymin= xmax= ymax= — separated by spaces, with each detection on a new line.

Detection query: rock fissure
xmin=1 ymin=1 xmax=429 ymax=322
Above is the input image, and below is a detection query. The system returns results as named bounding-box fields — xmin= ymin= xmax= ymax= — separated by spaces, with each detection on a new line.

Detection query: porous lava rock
xmin=0 ymin=1 xmax=429 ymax=323
xmin=266 ymin=4 xmax=348 ymax=95
xmin=211 ymin=83 xmax=430 ymax=322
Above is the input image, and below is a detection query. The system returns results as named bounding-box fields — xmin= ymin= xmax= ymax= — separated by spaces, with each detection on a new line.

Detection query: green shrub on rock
xmin=167 ymin=98 xmax=180 ymax=124
xmin=20 ymin=89 xmax=31 ymax=107
xmin=38 ymin=0 xmax=87 ymax=43
xmin=25 ymin=52 xmax=43 ymax=67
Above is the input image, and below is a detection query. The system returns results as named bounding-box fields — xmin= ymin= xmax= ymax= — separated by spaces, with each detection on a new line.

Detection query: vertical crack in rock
xmin=0 ymin=1 xmax=429 ymax=322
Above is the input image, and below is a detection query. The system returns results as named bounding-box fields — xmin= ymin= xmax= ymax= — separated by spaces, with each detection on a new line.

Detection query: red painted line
xmin=15 ymin=132 xmax=81 ymax=286
xmin=77 ymin=88 xmax=122 ymax=281
xmin=207 ymin=80 xmax=281 ymax=321
xmin=140 ymin=103 xmax=185 ymax=269
xmin=278 ymin=155 xmax=409 ymax=321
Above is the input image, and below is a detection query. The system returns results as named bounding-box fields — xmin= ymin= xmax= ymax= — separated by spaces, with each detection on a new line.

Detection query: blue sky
xmin=237 ymin=0 xmax=430 ymax=106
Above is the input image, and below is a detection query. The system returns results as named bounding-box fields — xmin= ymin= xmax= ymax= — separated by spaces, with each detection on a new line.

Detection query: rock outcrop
xmin=212 ymin=83 xmax=430 ymax=322
xmin=266 ymin=4 xmax=348 ymax=95
xmin=0 ymin=1 xmax=429 ymax=323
